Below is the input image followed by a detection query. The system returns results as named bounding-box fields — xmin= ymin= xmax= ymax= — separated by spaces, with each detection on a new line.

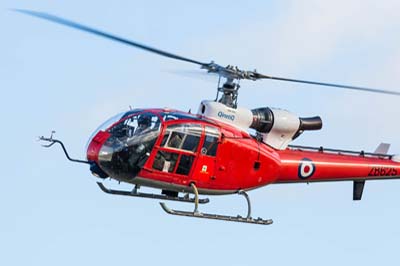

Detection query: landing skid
xmin=97 ymin=182 xmax=210 ymax=204
xmin=160 ymin=203 xmax=272 ymax=225
xmin=160 ymin=183 xmax=273 ymax=225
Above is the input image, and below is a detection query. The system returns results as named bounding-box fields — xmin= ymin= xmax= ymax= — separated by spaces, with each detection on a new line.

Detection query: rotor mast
xmin=203 ymin=63 xmax=261 ymax=109
xmin=216 ymin=77 xmax=239 ymax=108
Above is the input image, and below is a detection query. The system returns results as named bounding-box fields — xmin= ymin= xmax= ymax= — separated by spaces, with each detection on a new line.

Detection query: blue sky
xmin=2 ymin=1 xmax=400 ymax=265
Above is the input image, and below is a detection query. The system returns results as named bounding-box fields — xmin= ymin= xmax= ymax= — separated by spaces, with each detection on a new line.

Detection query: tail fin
xmin=353 ymin=143 xmax=391 ymax=200
xmin=374 ymin=143 xmax=390 ymax=154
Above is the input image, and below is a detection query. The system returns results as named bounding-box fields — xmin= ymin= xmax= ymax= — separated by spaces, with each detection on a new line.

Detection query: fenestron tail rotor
xmin=15 ymin=8 xmax=400 ymax=106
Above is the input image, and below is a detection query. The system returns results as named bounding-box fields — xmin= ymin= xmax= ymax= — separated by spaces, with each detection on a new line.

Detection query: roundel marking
xmin=298 ymin=158 xmax=315 ymax=179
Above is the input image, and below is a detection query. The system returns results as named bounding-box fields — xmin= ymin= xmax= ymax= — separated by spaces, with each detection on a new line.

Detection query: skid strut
xmin=160 ymin=183 xmax=273 ymax=225
xmin=97 ymin=182 xmax=210 ymax=204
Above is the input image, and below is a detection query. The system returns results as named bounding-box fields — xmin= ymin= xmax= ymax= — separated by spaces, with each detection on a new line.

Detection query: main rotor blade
xmin=255 ymin=73 xmax=400 ymax=96
xmin=15 ymin=9 xmax=399 ymax=97
xmin=14 ymin=9 xmax=207 ymax=66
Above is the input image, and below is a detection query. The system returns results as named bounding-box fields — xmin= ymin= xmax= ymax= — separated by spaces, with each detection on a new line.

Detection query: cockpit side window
xmin=201 ymin=126 xmax=220 ymax=156
xmin=182 ymin=134 xmax=199 ymax=151
xmin=176 ymin=154 xmax=195 ymax=175
xmin=162 ymin=124 xmax=202 ymax=152
xmin=151 ymin=123 xmax=202 ymax=176
xmin=152 ymin=151 xmax=179 ymax=173
xmin=168 ymin=132 xmax=184 ymax=148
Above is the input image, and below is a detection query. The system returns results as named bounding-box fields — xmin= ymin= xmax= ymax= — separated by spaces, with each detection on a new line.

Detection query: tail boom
xmin=276 ymin=147 xmax=400 ymax=184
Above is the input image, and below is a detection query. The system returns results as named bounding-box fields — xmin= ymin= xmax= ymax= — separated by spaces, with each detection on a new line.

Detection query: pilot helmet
xmin=138 ymin=114 xmax=151 ymax=128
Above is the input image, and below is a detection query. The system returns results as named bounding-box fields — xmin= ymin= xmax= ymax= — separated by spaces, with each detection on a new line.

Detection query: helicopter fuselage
xmin=86 ymin=108 xmax=400 ymax=195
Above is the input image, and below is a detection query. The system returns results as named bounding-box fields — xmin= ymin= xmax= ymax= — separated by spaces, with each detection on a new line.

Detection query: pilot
xmin=135 ymin=114 xmax=152 ymax=134
xmin=168 ymin=132 xmax=183 ymax=148
xmin=126 ymin=114 xmax=153 ymax=171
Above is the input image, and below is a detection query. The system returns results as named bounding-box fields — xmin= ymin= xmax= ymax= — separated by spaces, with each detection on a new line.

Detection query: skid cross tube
xmin=160 ymin=184 xmax=273 ymax=225
xmin=238 ymin=190 xmax=251 ymax=219
xmin=191 ymin=183 xmax=200 ymax=213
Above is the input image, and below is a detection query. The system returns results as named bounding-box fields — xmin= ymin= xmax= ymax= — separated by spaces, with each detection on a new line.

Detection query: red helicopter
xmin=18 ymin=9 xmax=400 ymax=225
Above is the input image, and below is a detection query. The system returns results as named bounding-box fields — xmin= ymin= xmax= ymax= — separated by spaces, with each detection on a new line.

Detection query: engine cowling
xmin=251 ymin=107 xmax=322 ymax=149
xmin=197 ymin=101 xmax=322 ymax=150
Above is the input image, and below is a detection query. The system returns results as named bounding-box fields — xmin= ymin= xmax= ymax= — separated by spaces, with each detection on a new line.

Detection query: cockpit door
xmin=148 ymin=123 xmax=202 ymax=184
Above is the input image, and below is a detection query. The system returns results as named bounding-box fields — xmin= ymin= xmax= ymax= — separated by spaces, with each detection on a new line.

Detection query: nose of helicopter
xmin=86 ymin=130 xmax=111 ymax=178
xmin=87 ymin=130 xmax=110 ymax=162
xmin=86 ymin=111 xmax=161 ymax=181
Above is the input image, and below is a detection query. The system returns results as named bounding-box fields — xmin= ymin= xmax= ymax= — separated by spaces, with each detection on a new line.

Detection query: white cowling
xmin=261 ymin=108 xmax=300 ymax=149
xmin=198 ymin=100 xmax=253 ymax=131
xmin=198 ymin=101 xmax=321 ymax=150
